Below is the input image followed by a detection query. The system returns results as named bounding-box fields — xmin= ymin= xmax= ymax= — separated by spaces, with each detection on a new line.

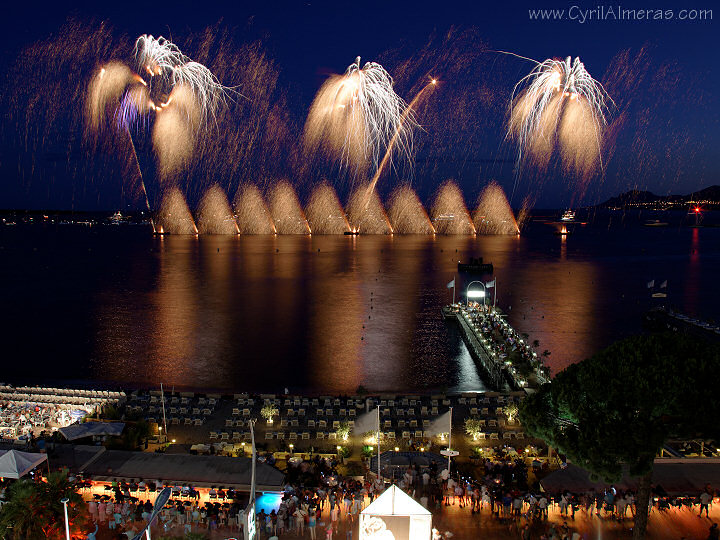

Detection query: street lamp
xmin=61 ymin=498 xmax=70 ymax=540
xmin=466 ymin=281 xmax=486 ymax=307
xmin=289 ymin=443 xmax=294 ymax=454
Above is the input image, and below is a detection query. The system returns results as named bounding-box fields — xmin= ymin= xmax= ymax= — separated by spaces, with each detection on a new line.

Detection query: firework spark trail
xmin=362 ymin=78 xmax=437 ymax=207
xmin=506 ymin=53 xmax=614 ymax=192
xmin=156 ymin=187 xmax=198 ymax=234
xmin=125 ymin=128 xmax=153 ymax=223
xmin=304 ymin=57 xmax=417 ymax=177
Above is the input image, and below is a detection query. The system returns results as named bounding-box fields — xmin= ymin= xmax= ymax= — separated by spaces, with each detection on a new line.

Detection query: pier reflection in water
xmin=3 ymin=224 xmax=718 ymax=392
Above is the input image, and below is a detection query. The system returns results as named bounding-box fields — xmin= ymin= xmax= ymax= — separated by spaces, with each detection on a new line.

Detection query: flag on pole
xmin=446 ymin=279 xmax=455 ymax=289
xmin=485 ymin=279 xmax=495 ymax=288
xmin=132 ymin=487 xmax=172 ymax=540
xmin=647 ymin=280 xmax=655 ymax=288
xmin=659 ymin=280 xmax=667 ymax=288
xmin=352 ymin=409 xmax=379 ymax=434
xmin=425 ymin=411 xmax=452 ymax=437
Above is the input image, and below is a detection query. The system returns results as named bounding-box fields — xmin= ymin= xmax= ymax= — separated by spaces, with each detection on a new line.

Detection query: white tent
xmin=0 ymin=450 xmax=48 ymax=479
xmin=360 ymin=485 xmax=432 ymax=540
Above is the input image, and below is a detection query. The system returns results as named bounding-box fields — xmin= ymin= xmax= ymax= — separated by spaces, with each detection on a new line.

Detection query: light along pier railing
xmin=443 ymin=303 xmax=549 ymax=391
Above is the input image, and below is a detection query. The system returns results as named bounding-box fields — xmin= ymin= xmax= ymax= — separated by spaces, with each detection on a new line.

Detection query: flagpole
xmin=452 ymin=275 xmax=456 ymax=304
xmin=377 ymin=405 xmax=381 ymax=482
xmin=493 ymin=278 xmax=497 ymax=309
xmin=160 ymin=383 xmax=168 ymax=444
xmin=447 ymin=406 xmax=453 ymax=474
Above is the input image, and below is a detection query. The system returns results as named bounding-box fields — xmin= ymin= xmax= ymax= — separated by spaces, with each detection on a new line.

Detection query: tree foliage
xmin=520 ymin=332 xmax=720 ymax=479
xmin=0 ymin=470 xmax=88 ymax=539
xmin=465 ymin=418 xmax=484 ymax=440
xmin=261 ymin=404 xmax=279 ymax=422
xmin=519 ymin=332 xmax=720 ymax=538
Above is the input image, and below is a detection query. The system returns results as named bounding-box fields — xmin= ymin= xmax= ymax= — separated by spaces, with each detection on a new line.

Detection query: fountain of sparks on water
xmin=268 ymin=180 xmax=311 ymax=235
xmin=346 ymin=183 xmax=393 ymax=234
xmin=387 ymin=186 xmax=435 ymax=235
xmin=305 ymin=183 xmax=351 ymax=234
xmin=430 ymin=180 xmax=476 ymax=235
xmin=196 ymin=184 xmax=239 ymax=234
xmin=473 ymin=181 xmax=519 ymax=235
xmin=234 ymin=184 xmax=276 ymax=234
xmin=155 ymin=187 xmax=198 ymax=234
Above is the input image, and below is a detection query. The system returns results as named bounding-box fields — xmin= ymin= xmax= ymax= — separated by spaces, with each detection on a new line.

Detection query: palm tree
xmin=0 ymin=470 xmax=88 ymax=539
xmin=0 ymin=481 xmax=42 ymax=539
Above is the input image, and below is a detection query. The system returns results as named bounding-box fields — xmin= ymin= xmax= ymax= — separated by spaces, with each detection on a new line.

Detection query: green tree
xmin=519 ymin=332 xmax=720 ymax=540
xmin=261 ymin=404 xmax=279 ymax=424
xmin=465 ymin=418 xmax=484 ymax=441
xmin=336 ymin=421 xmax=351 ymax=442
xmin=0 ymin=470 xmax=88 ymax=539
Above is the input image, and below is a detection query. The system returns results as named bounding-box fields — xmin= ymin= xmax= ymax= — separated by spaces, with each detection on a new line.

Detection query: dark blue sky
xmin=0 ymin=0 xmax=717 ymax=209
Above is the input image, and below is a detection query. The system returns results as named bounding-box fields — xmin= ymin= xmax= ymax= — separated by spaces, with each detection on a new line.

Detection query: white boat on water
xmin=109 ymin=211 xmax=125 ymax=224
xmin=560 ymin=210 xmax=575 ymax=222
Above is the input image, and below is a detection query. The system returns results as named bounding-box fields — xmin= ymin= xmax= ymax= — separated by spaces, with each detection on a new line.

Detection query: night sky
xmin=0 ymin=0 xmax=717 ymax=209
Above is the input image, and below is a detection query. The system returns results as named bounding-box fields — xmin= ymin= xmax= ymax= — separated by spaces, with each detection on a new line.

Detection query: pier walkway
xmin=444 ymin=304 xmax=549 ymax=391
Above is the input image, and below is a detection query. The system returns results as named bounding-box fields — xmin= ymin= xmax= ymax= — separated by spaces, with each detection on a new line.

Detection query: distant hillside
xmin=597 ymin=186 xmax=720 ymax=209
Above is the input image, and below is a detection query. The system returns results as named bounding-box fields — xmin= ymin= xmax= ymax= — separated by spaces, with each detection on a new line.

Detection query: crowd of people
xmin=74 ymin=453 xmax=719 ymax=540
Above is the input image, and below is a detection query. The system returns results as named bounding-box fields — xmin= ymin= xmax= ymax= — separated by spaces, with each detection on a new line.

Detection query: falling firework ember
xmin=304 ymin=57 xmax=417 ymax=177
xmin=508 ymin=55 xmax=612 ymax=181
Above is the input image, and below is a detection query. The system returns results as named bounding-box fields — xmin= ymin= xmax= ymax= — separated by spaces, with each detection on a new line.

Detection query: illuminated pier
xmin=443 ymin=304 xmax=549 ymax=391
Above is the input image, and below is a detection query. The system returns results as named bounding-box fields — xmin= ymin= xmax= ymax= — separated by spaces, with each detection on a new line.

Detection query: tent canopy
xmin=362 ymin=485 xmax=431 ymax=517
xmin=59 ymin=422 xmax=125 ymax=441
xmin=541 ymin=459 xmax=720 ymax=496
xmin=0 ymin=450 xmax=48 ymax=479
xmin=82 ymin=450 xmax=285 ymax=491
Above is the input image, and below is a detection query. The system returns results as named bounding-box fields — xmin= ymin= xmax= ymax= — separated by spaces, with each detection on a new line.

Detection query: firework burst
xmin=134 ymin=34 xmax=231 ymax=125
xmin=508 ymin=55 xmax=613 ymax=182
xmin=304 ymin=57 xmax=417 ymax=176
xmin=86 ymin=34 xmax=233 ymax=198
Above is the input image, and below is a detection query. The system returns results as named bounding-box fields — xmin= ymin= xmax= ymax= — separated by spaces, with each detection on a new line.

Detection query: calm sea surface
xmin=1 ymin=214 xmax=718 ymax=394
